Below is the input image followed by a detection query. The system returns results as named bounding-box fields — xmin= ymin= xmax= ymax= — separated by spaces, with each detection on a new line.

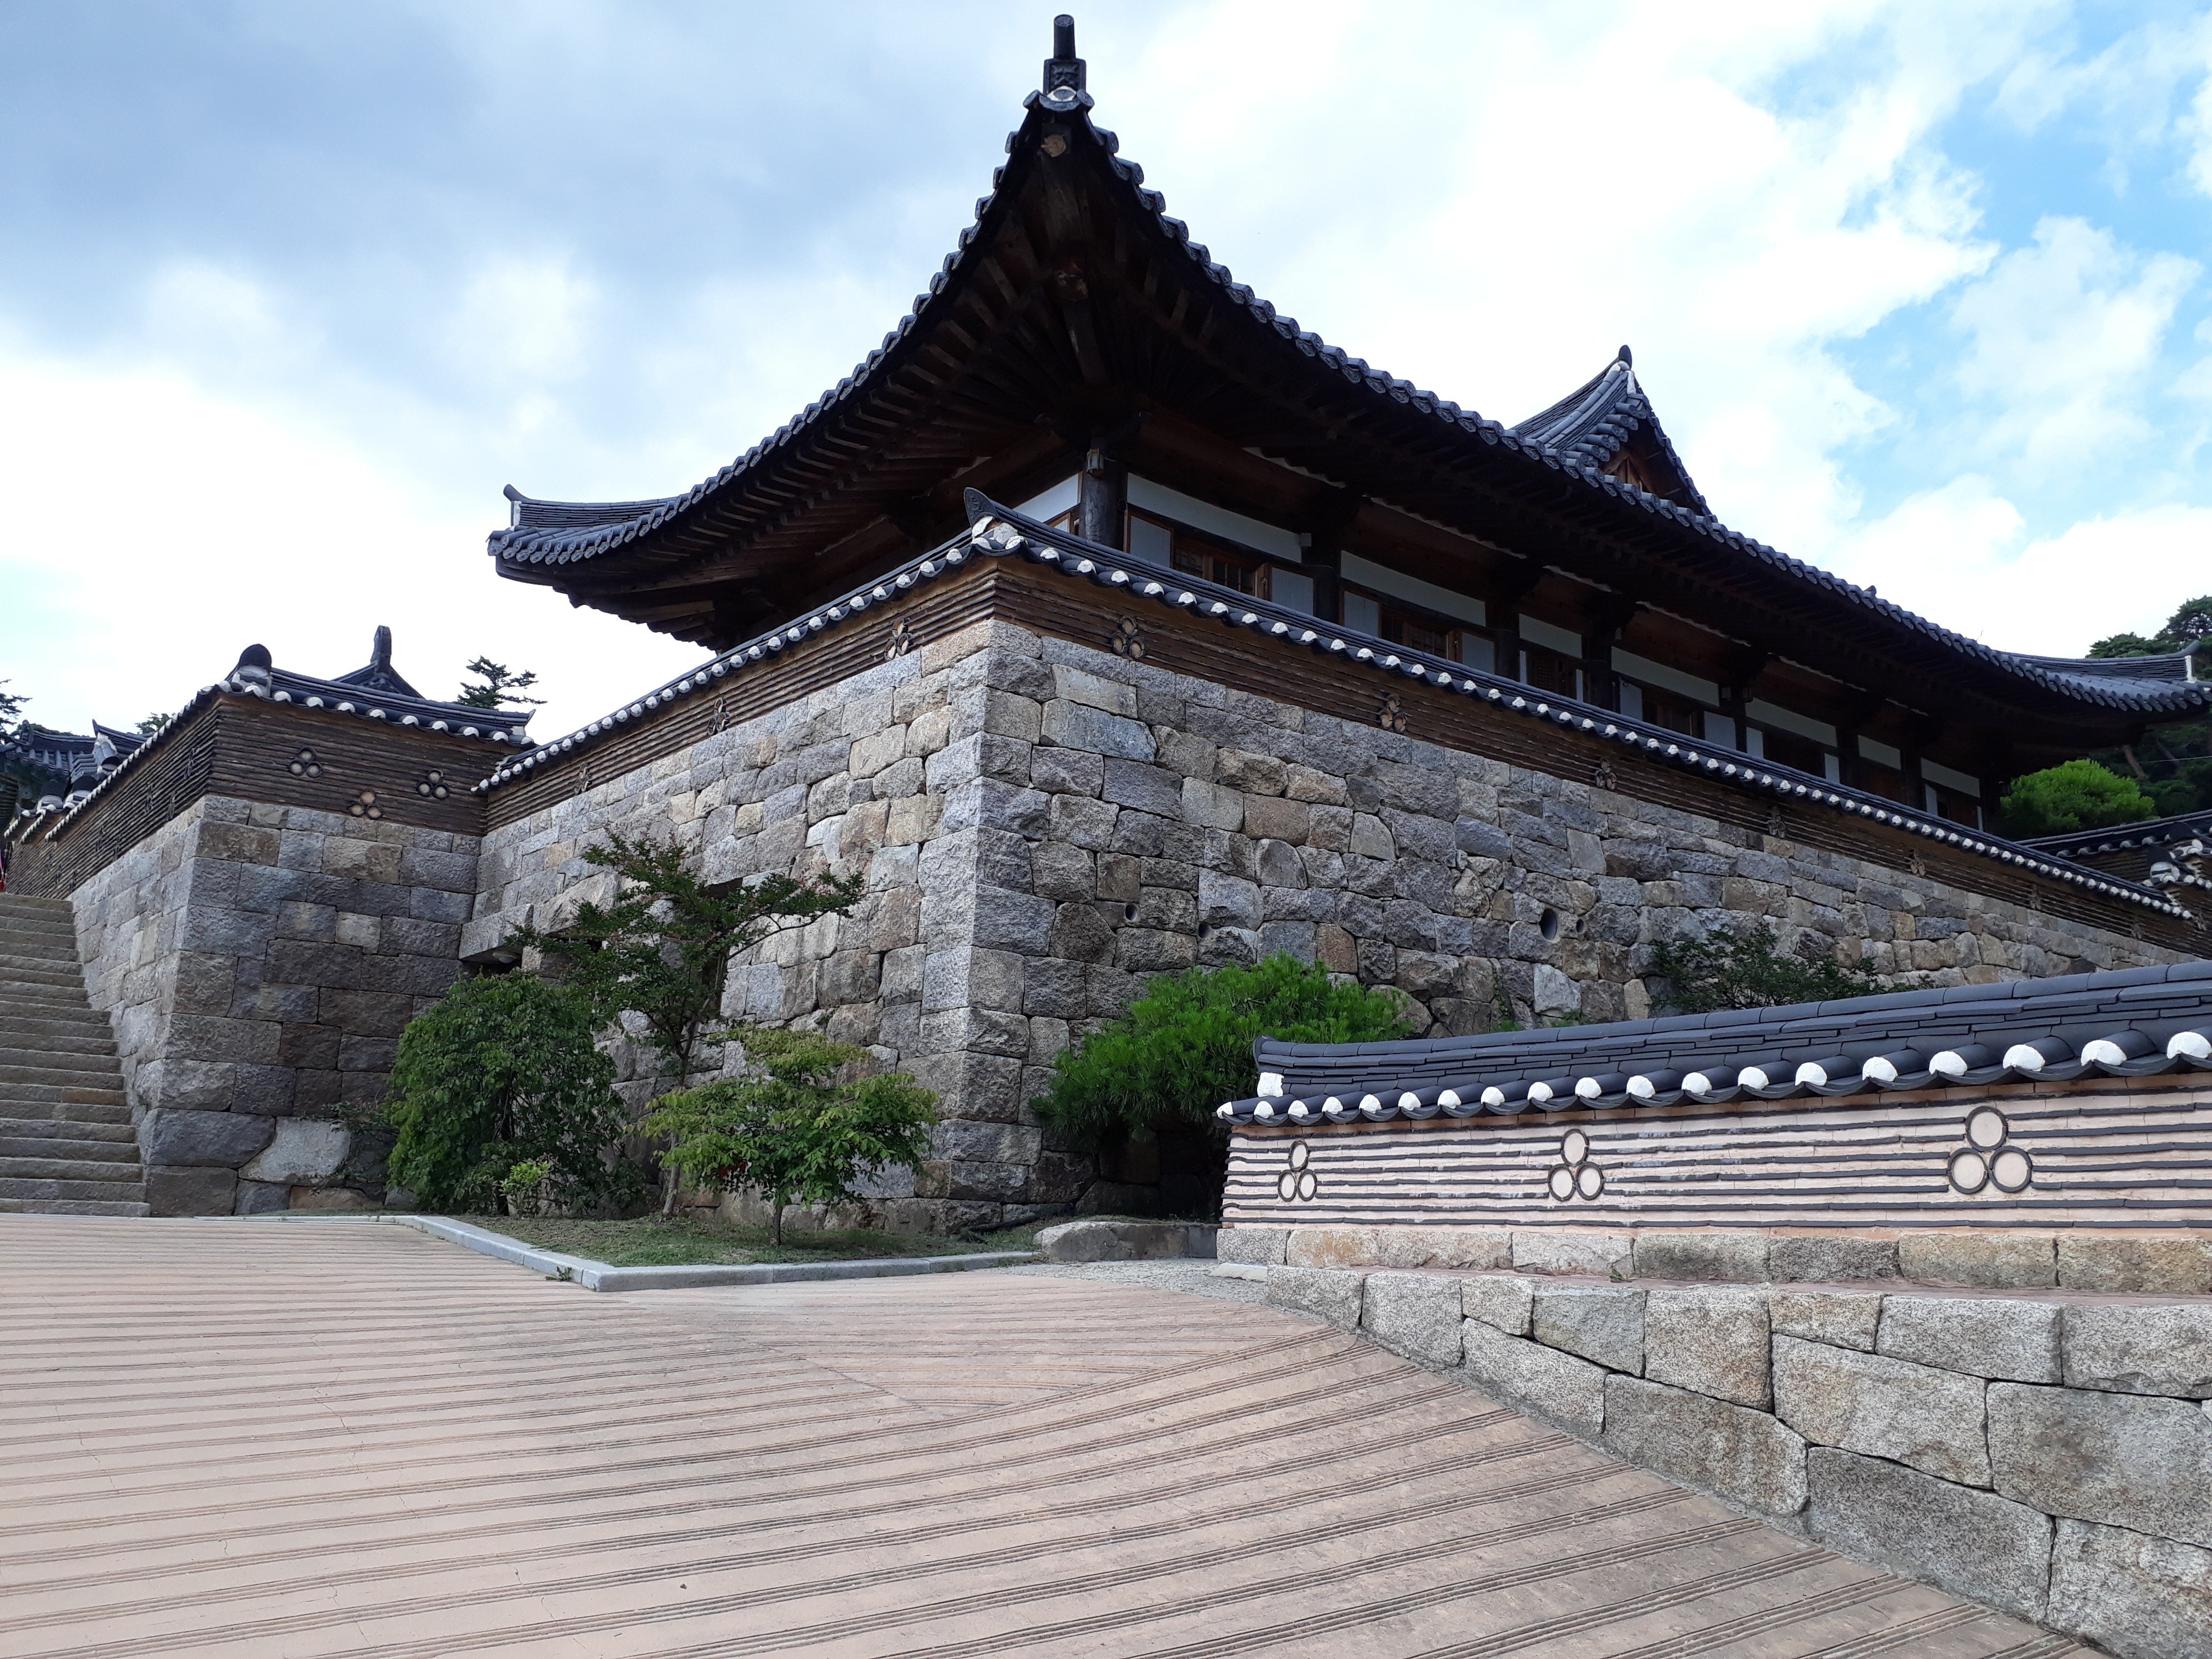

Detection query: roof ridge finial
xmin=1044 ymin=14 xmax=1085 ymax=96
xmin=1616 ymin=343 xmax=1633 ymax=368
xmin=370 ymin=625 xmax=393 ymax=670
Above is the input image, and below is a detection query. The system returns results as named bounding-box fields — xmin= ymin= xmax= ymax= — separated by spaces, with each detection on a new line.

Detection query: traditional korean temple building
xmin=5 ymin=20 xmax=2210 ymax=1225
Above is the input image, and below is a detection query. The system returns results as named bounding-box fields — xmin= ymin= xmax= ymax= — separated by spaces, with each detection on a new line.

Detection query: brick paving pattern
xmin=0 ymin=1217 xmax=2086 ymax=1657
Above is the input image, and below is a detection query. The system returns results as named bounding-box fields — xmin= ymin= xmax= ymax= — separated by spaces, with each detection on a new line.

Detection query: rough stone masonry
xmin=465 ymin=617 xmax=2181 ymax=1232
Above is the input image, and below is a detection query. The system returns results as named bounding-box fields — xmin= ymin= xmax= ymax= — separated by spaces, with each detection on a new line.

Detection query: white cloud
xmin=1951 ymin=215 xmax=2198 ymax=469
xmin=0 ymin=340 xmax=697 ymax=742
xmin=1831 ymin=476 xmax=2212 ymax=654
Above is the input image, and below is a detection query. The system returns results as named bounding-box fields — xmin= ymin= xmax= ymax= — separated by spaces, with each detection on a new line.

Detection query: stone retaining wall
xmin=466 ymin=616 xmax=2184 ymax=1230
xmin=69 ymin=795 xmax=479 ymax=1214
xmin=1224 ymin=1223 xmax=2212 ymax=1657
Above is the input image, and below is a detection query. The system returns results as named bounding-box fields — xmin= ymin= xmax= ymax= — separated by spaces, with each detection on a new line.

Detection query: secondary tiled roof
xmin=1225 ymin=959 xmax=2212 ymax=1127
xmin=480 ymin=492 xmax=2191 ymax=924
xmin=8 ymin=633 xmax=529 ymax=847
xmin=1510 ymin=347 xmax=1712 ymax=518
xmin=2027 ymin=805 xmax=2212 ymax=863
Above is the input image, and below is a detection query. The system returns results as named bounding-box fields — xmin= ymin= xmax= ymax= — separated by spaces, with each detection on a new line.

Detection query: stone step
xmin=0 ymin=967 xmax=91 ymax=993
xmin=0 ymin=1151 xmax=143 ymax=1183
xmin=0 ymin=936 xmax=80 ymax=963
xmin=0 ymin=1063 xmax=127 ymax=1091
xmin=0 ymin=1048 xmax=123 ymax=1077
xmin=0 ymin=1115 xmax=137 ymax=1145
xmin=0 ymin=1196 xmax=149 ymax=1216
xmin=0 ymin=1086 xmax=130 ymax=1114
xmin=0 ymin=1028 xmax=116 ymax=1057
xmin=0 ymin=993 xmax=103 ymax=1021
xmin=0 ymin=1174 xmax=149 ymax=1204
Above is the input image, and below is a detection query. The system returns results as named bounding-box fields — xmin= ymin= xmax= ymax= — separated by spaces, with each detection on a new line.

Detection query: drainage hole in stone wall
xmin=1540 ymin=908 xmax=1561 ymax=941
xmin=1124 ymin=903 xmax=1138 ymax=921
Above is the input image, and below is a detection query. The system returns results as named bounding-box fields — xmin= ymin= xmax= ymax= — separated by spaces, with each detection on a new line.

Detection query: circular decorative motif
xmin=1561 ymin=1128 xmax=1589 ymax=1165
xmin=348 ymin=790 xmax=382 ymax=821
xmin=1948 ymin=1107 xmax=2031 ymax=1197
xmin=287 ymin=747 xmax=321 ymax=778
xmin=1547 ymin=1165 xmax=1576 ymax=1201
xmin=1548 ymin=1127 xmax=1606 ymax=1202
xmin=1576 ymin=1164 xmax=1605 ymax=1200
xmin=415 ymin=768 xmax=450 ymax=801
xmin=1948 ymin=1148 xmax=1990 ymax=1194
xmin=1276 ymin=1140 xmax=1319 ymax=1205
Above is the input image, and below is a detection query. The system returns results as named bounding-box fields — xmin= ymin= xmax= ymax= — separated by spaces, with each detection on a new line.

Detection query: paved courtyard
xmin=0 ymin=1218 xmax=2086 ymax=1658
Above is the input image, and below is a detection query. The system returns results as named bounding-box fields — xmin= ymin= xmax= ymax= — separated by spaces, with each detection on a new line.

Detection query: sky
xmin=5 ymin=1 xmax=2212 ymax=743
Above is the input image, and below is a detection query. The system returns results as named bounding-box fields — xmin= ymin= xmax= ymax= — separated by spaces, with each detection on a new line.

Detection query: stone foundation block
xmin=1287 ymin=1225 xmax=1384 ymax=1269
xmin=1768 ymin=1235 xmax=1899 ymax=1283
xmin=241 ymin=1119 xmax=350 ymax=1185
xmin=233 ymin=1180 xmax=292 ymax=1215
xmin=1769 ymin=1290 xmax=1881 ymax=1351
xmin=141 ymin=1109 xmax=278 ymax=1169
xmin=1645 ymin=1286 xmax=1770 ymax=1408
xmin=145 ymin=1165 xmax=238 ymax=1217
xmin=1772 ymin=1335 xmax=1990 ymax=1486
xmin=2064 ymin=1303 xmax=2212 ymax=1399
xmin=1532 ymin=1284 xmax=1645 ymax=1374
xmin=1632 ymin=1232 xmax=1769 ymax=1283
xmin=1898 ymin=1233 xmax=2055 ymax=1289
xmin=1463 ymin=1275 xmax=1534 ymax=1335
xmin=1361 ymin=1272 xmax=1464 ymax=1370
xmin=1511 ymin=1230 xmax=1633 ymax=1279
xmin=2049 ymin=1519 xmax=2212 ymax=1659
xmin=1370 ymin=1226 xmax=1512 ymax=1272
xmin=1264 ymin=1266 xmax=1364 ymax=1329
xmin=1805 ymin=1448 xmax=2052 ymax=1624
xmin=1036 ymin=1220 xmax=1216 ymax=1262
xmin=1602 ymin=1375 xmax=1806 ymax=1518
xmin=2057 ymin=1234 xmax=2212 ymax=1296
xmin=1989 ymin=1382 xmax=2212 ymax=1547
xmin=1216 ymin=1225 xmax=1289 ymax=1267
xmin=1457 ymin=1321 xmax=1606 ymax=1438
xmin=1878 ymin=1294 xmax=2061 ymax=1384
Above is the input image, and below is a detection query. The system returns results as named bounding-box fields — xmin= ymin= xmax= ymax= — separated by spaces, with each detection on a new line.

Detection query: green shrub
xmin=384 ymin=974 xmax=636 ymax=1214
xmin=641 ymin=1028 xmax=937 ymax=1244
xmin=1032 ymin=955 xmax=1416 ymax=1158
xmin=1648 ymin=922 xmax=1883 ymax=1014
xmin=1998 ymin=758 xmax=2156 ymax=839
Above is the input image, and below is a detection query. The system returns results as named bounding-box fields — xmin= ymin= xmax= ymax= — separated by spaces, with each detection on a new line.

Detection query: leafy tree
xmin=643 ymin=1028 xmax=937 ymax=1244
xmin=1998 ymin=758 xmax=2156 ymax=838
xmin=2088 ymin=631 xmax=2165 ymax=660
xmin=508 ymin=829 xmax=864 ymax=1212
xmin=1648 ymin=922 xmax=1883 ymax=1014
xmin=0 ymin=679 xmax=27 ymax=740
xmin=1032 ymin=956 xmax=1415 ymax=1201
xmin=134 ymin=713 xmax=169 ymax=735
xmin=457 ymin=656 xmax=545 ymax=710
xmin=383 ymin=974 xmax=634 ymax=1214
xmin=2089 ymin=594 xmax=2212 ymax=659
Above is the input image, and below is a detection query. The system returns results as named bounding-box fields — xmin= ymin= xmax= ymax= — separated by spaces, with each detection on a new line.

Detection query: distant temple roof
xmin=482 ymin=21 xmax=2212 ymax=752
xmin=1509 ymin=347 xmax=1711 ymax=518
xmin=2026 ymin=804 xmax=2212 ymax=863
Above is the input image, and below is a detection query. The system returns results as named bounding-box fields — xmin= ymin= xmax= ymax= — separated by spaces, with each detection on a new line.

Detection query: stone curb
xmin=251 ymin=1213 xmax=1038 ymax=1291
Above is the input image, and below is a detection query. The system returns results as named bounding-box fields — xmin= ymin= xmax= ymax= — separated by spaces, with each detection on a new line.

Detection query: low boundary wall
xmin=1221 ymin=1222 xmax=2212 ymax=1658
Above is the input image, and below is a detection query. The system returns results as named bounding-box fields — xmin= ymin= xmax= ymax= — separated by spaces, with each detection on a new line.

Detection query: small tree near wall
xmin=383 ymin=974 xmax=634 ymax=1214
xmin=510 ymin=830 xmax=864 ymax=1211
xmin=643 ymin=1029 xmax=937 ymax=1244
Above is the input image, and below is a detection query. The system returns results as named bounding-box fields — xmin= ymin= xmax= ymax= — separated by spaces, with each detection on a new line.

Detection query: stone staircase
xmin=0 ymin=893 xmax=146 ymax=1215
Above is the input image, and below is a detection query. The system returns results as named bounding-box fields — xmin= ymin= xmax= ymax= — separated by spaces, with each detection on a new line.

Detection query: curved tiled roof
xmin=1509 ymin=347 xmax=1712 ymax=518
xmin=2028 ymin=805 xmax=2212 ymax=862
xmin=1223 ymin=959 xmax=2212 ymax=1129
xmin=485 ymin=64 xmax=2212 ymax=732
xmin=479 ymin=493 xmax=2191 ymax=927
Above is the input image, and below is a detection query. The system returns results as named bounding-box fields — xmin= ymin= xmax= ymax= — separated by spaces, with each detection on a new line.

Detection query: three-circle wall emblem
xmin=1948 ymin=1108 xmax=2032 ymax=1195
xmin=1277 ymin=1140 xmax=1319 ymax=1204
xmin=1548 ymin=1128 xmax=1605 ymax=1201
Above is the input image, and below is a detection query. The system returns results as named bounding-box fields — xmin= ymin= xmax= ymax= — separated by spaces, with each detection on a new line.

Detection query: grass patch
xmin=455 ymin=1214 xmax=1010 ymax=1268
